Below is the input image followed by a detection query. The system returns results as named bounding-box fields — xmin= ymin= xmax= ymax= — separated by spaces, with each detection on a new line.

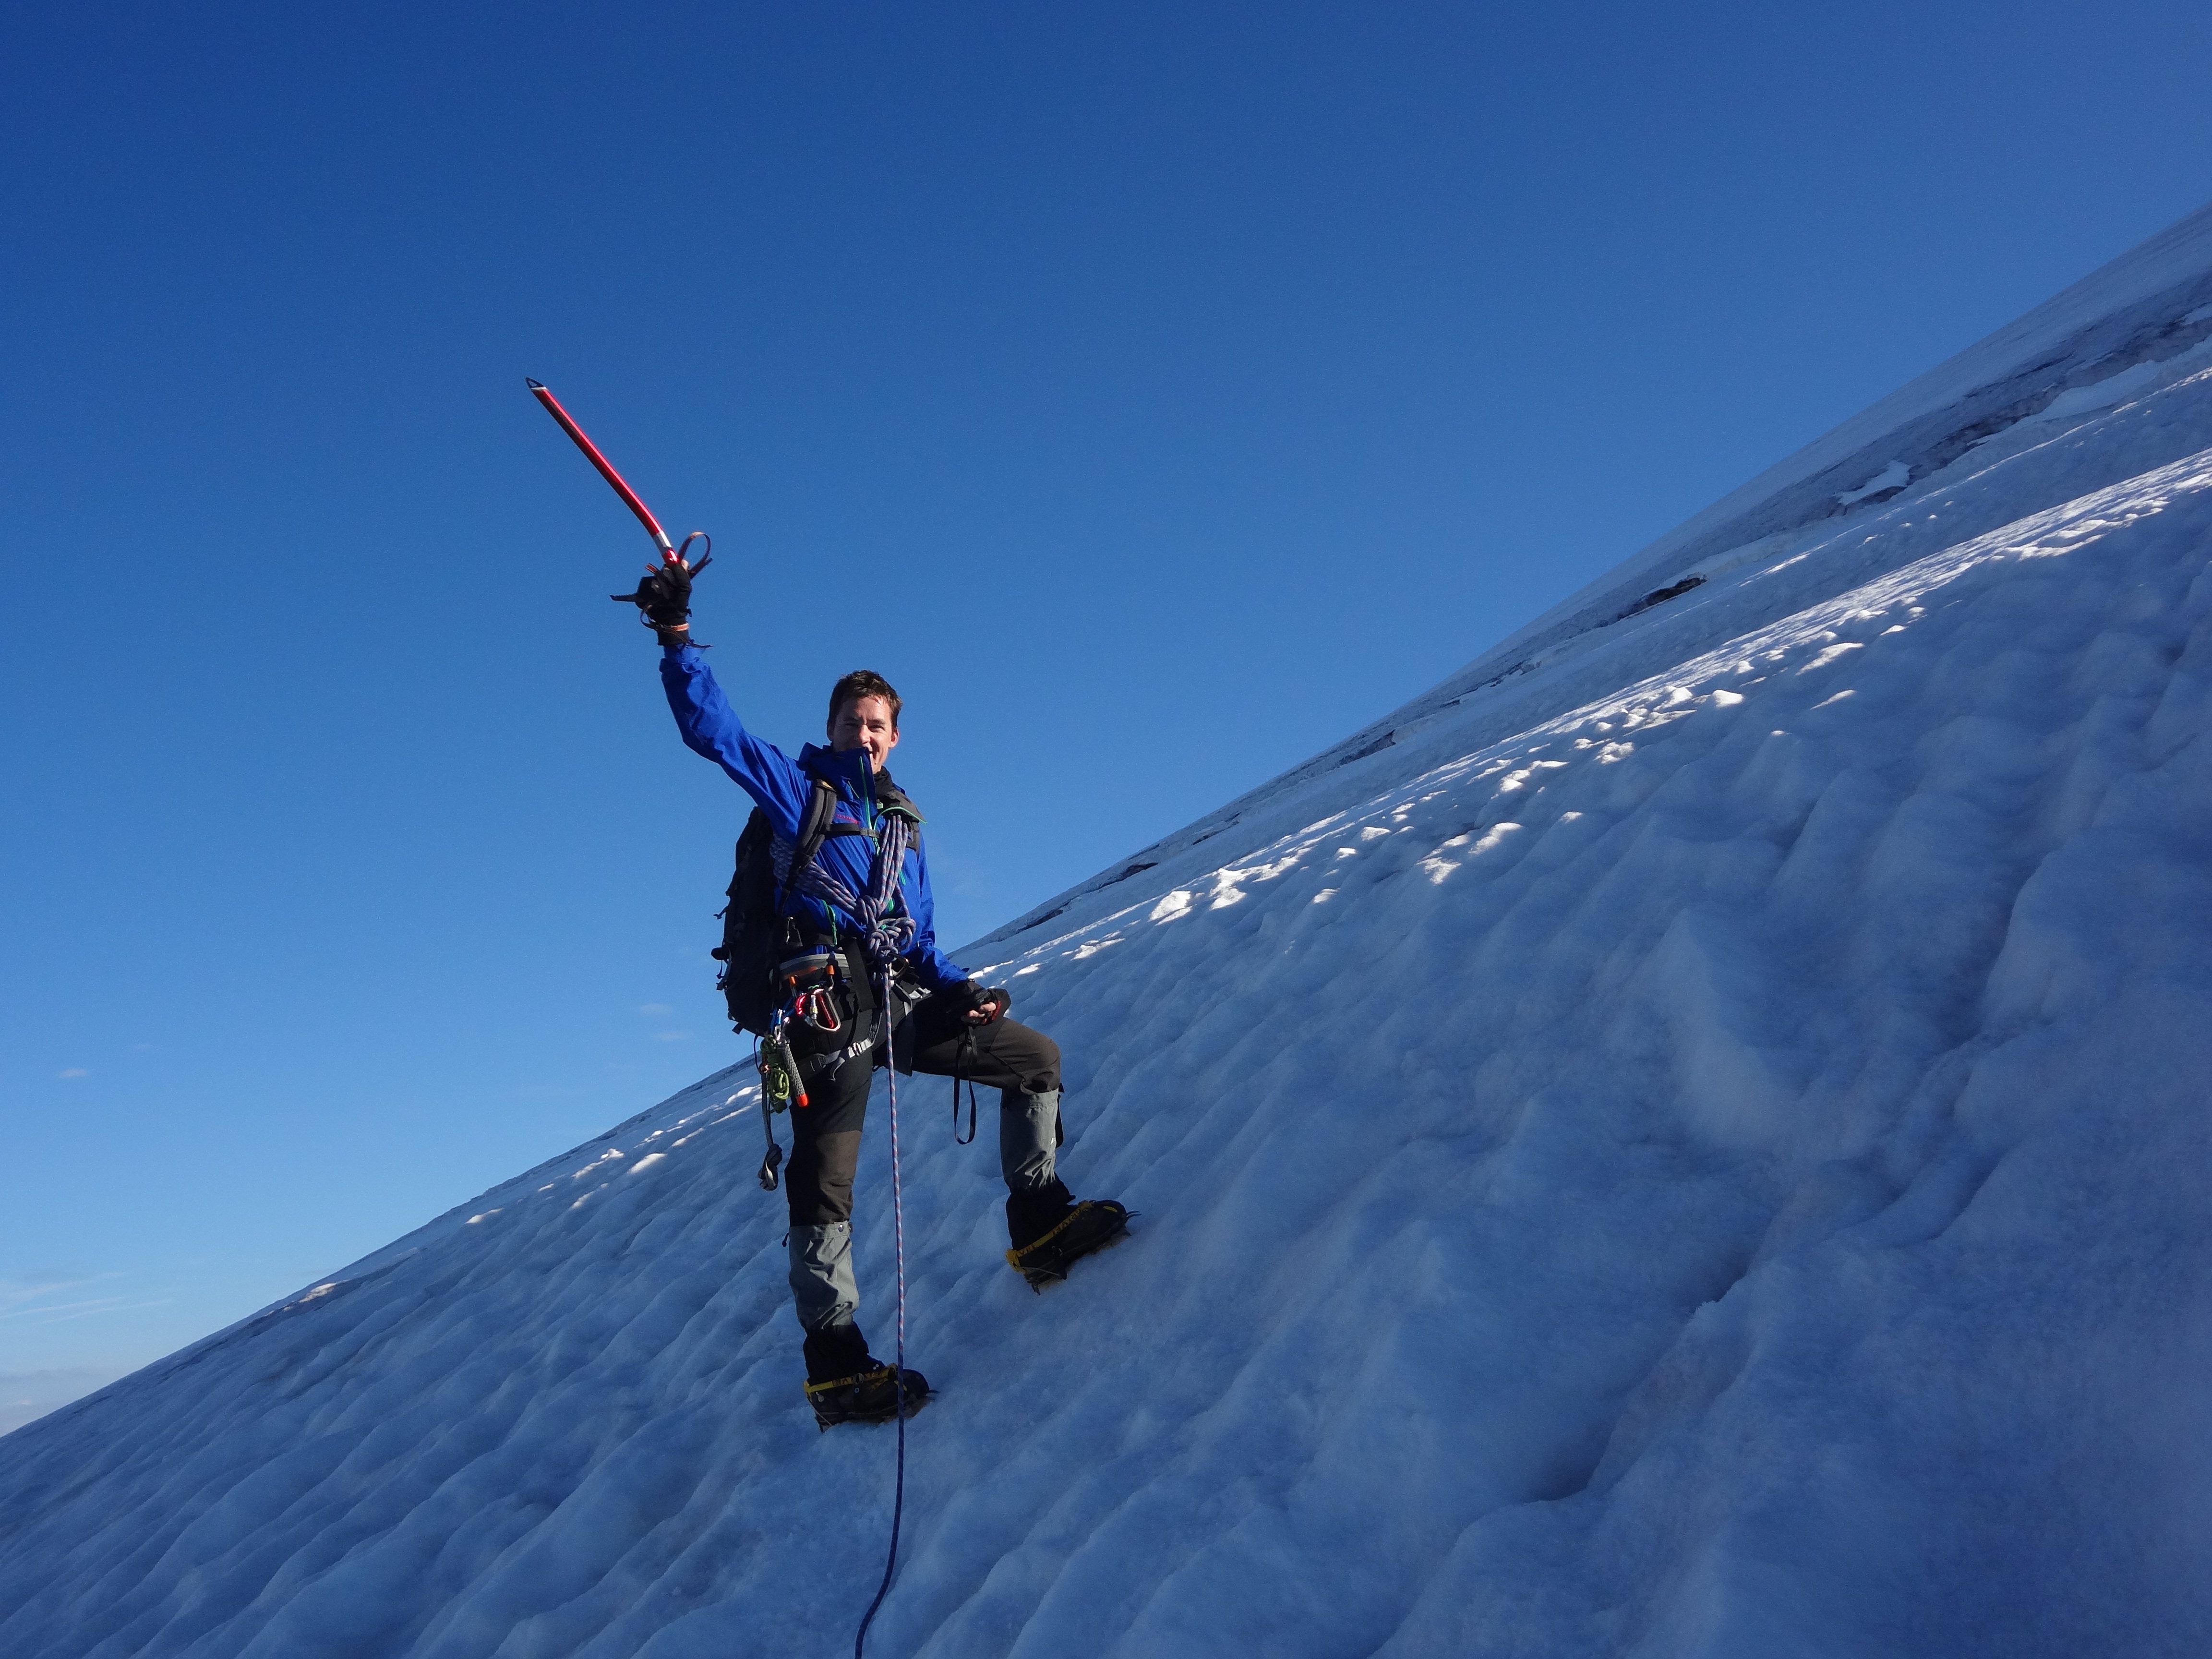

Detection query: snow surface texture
xmin=10 ymin=217 xmax=2212 ymax=1657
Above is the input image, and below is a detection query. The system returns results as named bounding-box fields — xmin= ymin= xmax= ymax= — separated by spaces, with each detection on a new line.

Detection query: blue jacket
xmin=660 ymin=646 xmax=969 ymax=991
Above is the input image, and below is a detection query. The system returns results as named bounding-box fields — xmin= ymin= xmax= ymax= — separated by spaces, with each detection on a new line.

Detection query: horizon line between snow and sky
xmin=4 ymin=0 xmax=2212 ymax=1429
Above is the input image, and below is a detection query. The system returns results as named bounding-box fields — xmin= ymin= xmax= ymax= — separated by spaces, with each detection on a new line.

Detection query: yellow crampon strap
xmin=1004 ymin=1202 xmax=1101 ymax=1270
xmin=804 ymin=1363 xmax=895 ymax=1398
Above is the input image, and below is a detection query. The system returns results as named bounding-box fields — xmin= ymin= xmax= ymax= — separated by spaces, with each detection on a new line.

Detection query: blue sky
xmin=5 ymin=0 xmax=2211 ymax=1409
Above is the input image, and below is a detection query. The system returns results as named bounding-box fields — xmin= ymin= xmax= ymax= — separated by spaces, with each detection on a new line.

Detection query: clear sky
xmin=5 ymin=1 xmax=2211 ymax=1419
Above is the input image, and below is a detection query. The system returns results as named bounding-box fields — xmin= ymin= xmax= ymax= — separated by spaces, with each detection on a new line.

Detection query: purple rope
xmin=854 ymin=967 xmax=908 ymax=1658
xmin=780 ymin=813 xmax=916 ymax=965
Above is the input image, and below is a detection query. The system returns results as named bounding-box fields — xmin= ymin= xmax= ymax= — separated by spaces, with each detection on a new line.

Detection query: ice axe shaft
xmin=526 ymin=377 xmax=679 ymax=563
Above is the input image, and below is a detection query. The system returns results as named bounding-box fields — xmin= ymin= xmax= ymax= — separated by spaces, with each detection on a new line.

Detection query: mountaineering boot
xmin=801 ymin=1322 xmax=930 ymax=1431
xmin=1004 ymin=1176 xmax=1130 ymax=1291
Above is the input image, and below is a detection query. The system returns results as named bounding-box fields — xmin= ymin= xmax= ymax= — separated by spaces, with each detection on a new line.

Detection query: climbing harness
xmin=754 ymin=937 xmax=860 ymax=1189
xmin=854 ymin=962 xmax=910 ymax=1659
xmin=779 ymin=946 xmax=845 ymax=1034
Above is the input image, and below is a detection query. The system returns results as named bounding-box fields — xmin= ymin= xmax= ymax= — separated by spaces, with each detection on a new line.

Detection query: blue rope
xmin=855 ymin=968 xmax=908 ymax=1658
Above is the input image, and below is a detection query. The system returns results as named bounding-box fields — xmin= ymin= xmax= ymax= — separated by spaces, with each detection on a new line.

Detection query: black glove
xmin=951 ymin=982 xmax=1011 ymax=1025
xmin=611 ymin=552 xmax=710 ymax=646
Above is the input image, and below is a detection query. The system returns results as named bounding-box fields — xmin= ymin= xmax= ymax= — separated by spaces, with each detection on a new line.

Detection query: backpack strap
xmin=774 ymin=775 xmax=874 ymax=918
xmin=774 ymin=777 xmax=840 ymax=915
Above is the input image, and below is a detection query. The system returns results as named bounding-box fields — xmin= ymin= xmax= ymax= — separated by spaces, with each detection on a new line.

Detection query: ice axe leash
xmin=525 ymin=377 xmax=709 ymax=567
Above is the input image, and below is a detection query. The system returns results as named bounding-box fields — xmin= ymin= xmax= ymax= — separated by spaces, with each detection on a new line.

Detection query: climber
xmin=613 ymin=549 xmax=1130 ymax=1428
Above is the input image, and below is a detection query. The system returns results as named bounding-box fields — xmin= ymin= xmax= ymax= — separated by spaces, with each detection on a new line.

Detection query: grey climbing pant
xmin=781 ymin=998 xmax=1066 ymax=1335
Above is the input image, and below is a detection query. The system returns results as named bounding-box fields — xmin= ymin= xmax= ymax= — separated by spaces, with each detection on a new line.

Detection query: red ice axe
xmin=526 ymin=378 xmax=707 ymax=565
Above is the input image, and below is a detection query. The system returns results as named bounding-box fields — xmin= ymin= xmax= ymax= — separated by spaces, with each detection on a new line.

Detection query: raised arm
xmin=658 ymin=645 xmax=812 ymax=839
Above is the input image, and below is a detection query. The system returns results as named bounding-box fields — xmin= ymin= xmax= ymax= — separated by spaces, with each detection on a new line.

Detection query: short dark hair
xmin=828 ymin=670 xmax=902 ymax=733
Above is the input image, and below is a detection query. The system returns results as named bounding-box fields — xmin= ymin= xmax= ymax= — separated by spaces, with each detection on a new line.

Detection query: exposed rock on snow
xmin=9 ymin=209 xmax=2212 ymax=1658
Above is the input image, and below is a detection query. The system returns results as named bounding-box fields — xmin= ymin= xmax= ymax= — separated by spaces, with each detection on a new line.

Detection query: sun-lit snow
xmin=8 ymin=209 xmax=2212 ymax=1657
xmin=1833 ymin=457 xmax=1910 ymax=505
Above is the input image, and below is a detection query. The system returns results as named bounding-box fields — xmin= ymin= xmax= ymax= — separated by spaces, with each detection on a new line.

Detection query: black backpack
xmin=713 ymin=779 xmax=857 ymax=1034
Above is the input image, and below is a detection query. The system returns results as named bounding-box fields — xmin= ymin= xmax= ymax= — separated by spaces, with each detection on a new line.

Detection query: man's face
xmin=830 ymin=694 xmax=900 ymax=774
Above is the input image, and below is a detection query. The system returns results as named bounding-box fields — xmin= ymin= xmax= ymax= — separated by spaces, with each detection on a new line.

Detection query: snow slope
xmin=9 ymin=210 xmax=2212 ymax=1657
